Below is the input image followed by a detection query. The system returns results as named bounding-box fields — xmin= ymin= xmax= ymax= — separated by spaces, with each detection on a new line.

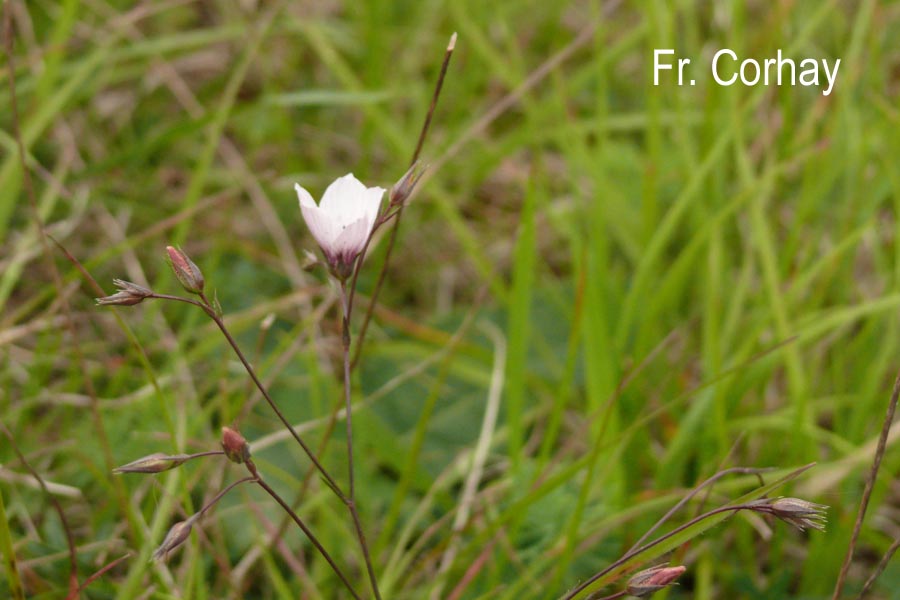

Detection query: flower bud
xmin=96 ymin=279 xmax=154 ymax=306
xmin=113 ymin=452 xmax=192 ymax=474
xmin=389 ymin=161 xmax=426 ymax=207
xmin=152 ymin=517 xmax=195 ymax=562
xmin=221 ymin=427 xmax=251 ymax=464
xmin=166 ymin=246 xmax=205 ymax=294
xmin=626 ymin=565 xmax=686 ymax=598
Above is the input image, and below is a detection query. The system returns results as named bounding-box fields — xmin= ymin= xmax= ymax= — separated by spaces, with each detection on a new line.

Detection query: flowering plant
xmin=295 ymin=174 xmax=385 ymax=279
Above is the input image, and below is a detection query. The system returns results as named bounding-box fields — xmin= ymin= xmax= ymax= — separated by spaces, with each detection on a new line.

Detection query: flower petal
xmin=361 ymin=185 xmax=386 ymax=231
xmin=320 ymin=173 xmax=368 ymax=227
xmin=300 ymin=202 xmax=337 ymax=254
xmin=331 ymin=217 xmax=371 ymax=263
xmin=294 ymin=183 xmax=318 ymax=208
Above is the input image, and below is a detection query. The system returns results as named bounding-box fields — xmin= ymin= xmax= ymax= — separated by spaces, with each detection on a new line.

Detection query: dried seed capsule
xmin=96 ymin=279 xmax=154 ymax=306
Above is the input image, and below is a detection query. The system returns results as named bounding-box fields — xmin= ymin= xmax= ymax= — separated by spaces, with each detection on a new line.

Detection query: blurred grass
xmin=2 ymin=0 xmax=900 ymax=598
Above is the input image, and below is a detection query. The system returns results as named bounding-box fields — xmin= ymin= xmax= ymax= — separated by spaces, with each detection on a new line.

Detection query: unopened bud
xmin=166 ymin=246 xmax=205 ymax=294
xmin=626 ymin=565 xmax=686 ymax=598
xmin=764 ymin=497 xmax=828 ymax=532
xmin=151 ymin=517 xmax=196 ymax=562
xmin=389 ymin=161 xmax=426 ymax=207
xmin=96 ymin=279 xmax=154 ymax=306
xmin=113 ymin=452 xmax=192 ymax=474
xmin=221 ymin=427 xmax=250 ymax=464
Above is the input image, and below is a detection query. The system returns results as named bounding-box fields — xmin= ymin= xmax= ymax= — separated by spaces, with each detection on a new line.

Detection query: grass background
xmin=2 ymin=0 xmax=900 ymax=598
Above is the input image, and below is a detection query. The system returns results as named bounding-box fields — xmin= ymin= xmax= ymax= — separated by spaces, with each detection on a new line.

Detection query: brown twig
xmin=832 ymin=369 xmax=900 ymax=599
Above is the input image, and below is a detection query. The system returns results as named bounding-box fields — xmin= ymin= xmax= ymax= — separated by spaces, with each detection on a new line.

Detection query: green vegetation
xmin=2 ymin=1 xmax=899 ymax=598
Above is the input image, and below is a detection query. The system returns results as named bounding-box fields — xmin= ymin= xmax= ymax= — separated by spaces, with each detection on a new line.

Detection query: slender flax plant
xmin=94 ymin=33 xmax=458 ymax=599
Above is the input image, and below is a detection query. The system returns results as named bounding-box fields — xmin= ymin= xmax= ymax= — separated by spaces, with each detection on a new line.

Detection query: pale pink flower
xmin=295 ymin=174 xmax=385 ymax=278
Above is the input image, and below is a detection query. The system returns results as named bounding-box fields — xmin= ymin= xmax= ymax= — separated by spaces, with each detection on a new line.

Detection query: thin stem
xmin=351 ymin=33 xmax=457 ymax=368
xmin=232 ymin=394 xmax=345 ymax=591
xmin=197 ymin=476 xmax=257 ymax=519
xmin=411 ymin=33 xmax=456 ymax=164
xmin=339 ymin=282 xmax=382 ymax=600
xmin=854 ymin=533 xmax=900 ymax=599
xmin=339 ymin=284 xmax=355 ymax=498
xmin=189 ymin=450 xmax=227 ymax=460
xmin=832 ymin=368 xmax=900 ymax=600
xmin=561 ymin=504 xmax=756 ymax=600
xmin=149 ymin=292 xmax=209 ymax=308
xmin=626 ymin=467 xmax=771 ymax=554
xmin=246 ymin=460 xmax=363 ymax=600
xmin=67 ymin=553 xmax=131 ymax=600
xmin=346 ymin=208 xmax=398 ymax=321
xmin=181 ymin=291 xmax=346 ymax=499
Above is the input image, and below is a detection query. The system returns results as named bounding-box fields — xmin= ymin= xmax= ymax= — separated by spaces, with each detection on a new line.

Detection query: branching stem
xmin=180 ymin=291 xmax=347 ymax=499
xmin=153 ymin=289 xmax=379 ymax=598
xmin=243 ymin=459 xmax=363 ymax=600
